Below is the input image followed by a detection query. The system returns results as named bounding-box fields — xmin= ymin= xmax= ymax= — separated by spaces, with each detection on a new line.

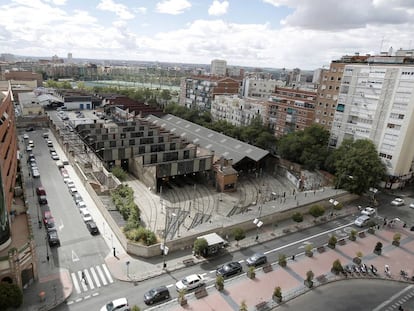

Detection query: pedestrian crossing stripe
xmin=71 ymin=264 xmax=114 ymax=294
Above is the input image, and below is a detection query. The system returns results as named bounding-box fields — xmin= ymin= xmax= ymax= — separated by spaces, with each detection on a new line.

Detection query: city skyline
xmin=1 ymin=0 xmax=414 ymax=69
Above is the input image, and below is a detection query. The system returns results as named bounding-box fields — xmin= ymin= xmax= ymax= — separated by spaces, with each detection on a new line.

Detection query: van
xmin=56 ymin=161 xmax=64 ymax=169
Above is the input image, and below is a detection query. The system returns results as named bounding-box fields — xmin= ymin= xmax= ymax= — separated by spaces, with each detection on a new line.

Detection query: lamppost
xmin=162 ymin=208 xmax=169 ymax=269
xmin=253 ymin=205 xmax=263 ymax=241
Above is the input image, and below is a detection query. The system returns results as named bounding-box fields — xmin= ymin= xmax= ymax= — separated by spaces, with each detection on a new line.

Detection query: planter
xmin=215 ymin=283 xmax=224 ymax=291
xmin=331 ymin=268 xmax=341 ymax=275
xmin=247 ymin=271 xmax=256 ymax=279
xmin=304 ymin=280 xmax=313 ymax=288
xmin=273 ymin=296 xmax=282 ymax=303
xmin=392 ymin=241 xmax=400 ymax=247
xmin=338 ymin=239 xmax=346 ymax=246
xmin=305 ymin=251 xmax=313 ymax=257
xmin=179 ymin=298 xmax=187 ymax=306
xmin=328 ymin=244 xmax=336 ymax=249
xmin=352 ymin=257 xmax=362 ymax=265
xmin=349 ymin=236 xmax=356 ymax=241
xmin=317 ymin=246 xmax=326 ymax=253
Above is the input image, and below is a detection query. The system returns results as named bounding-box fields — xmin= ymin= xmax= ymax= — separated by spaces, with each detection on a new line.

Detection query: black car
xmin=216 ymin=261 xmax=243 ymax=278
xmin=144 ymin=286 xmax=170 ymax=305
xmin=25 ymin=127 xmax=34 ymax=132
xmin=47 ymin=229 xmax=60 ymax=247
xmin=86 ymin=221 xmax=99 ymax=235
xmin=46 ymin=218 xmax=56 ymax=232
xmin=246 ymin=253 xmax=267 ymax=267
xmin=38 ymin=195 xmax=48 ymax=205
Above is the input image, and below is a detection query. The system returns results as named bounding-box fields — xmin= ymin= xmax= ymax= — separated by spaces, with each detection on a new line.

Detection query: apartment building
xmin=211 ymin=59 xmax=227 ymax=76
xmin=0 ymin=82 xmax=37 ymax=288
xmin=267 ymin=87 xmax=317 ymax=137
xmin=241 ymin=78 xmax=279 ymax=99
xmin=315 ymin=54 xmax=371 ymax=130
xmin=211 ymin=95 xmax=267 ymax=126
xmin=330 ymin=56 xmax=414 ymax=188
xmin=179 ymin=75 xmax=241 ymax=111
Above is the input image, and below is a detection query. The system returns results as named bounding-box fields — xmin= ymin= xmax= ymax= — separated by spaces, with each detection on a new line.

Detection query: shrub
xmin=240 ymin=300 xmax=248 ymax=311
xmin=0 ymin=283 xmax=23 ymax=309
xmin=306 ymin=270 xmax=314 ymax=282
xmin=232 ymin=227 xmax=246 ymax=244
xmin=111 ymin=166 xmax=128 ymax=181
xmin=292 ymin=212 xmax=304 ymax=222
xmin=278 ymin=254 xmax=287 ymax=267
xmin=273 ymin=286 xmax=282 ymax=301
xmin=328 ymin=235 xmax=337 ymax=247
xmin=131 ymin=306 xmax=140 ymax=311
xmin=332 ymin=259 xmax=343 ymax=274
xmin=349 ymin=229 xmax=357 ymax=240
xmin=309 ymin=204 xmax=325 ymax=218
xmin=374 ymin=242 xmax=383 ymax=252
xmin=193 ymin=238 xmax=208 ymax=256
xmin=216 ymin=275 xmax=224 ymax=290
xmin=393 ymin=233 xmax=401 ymax=243
xmin=305 ymin=243 xmax=313 ymax=256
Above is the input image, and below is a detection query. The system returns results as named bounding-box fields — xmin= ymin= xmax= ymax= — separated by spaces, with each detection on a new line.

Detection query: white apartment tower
xmin=330 ymin=59 xmax=414 ymax=187
xmin=211 ymin=59 xmax=227 ymax=76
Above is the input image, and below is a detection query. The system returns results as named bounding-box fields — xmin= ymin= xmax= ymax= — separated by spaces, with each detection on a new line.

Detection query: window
xmin=150 ymin=154 xmax=157 ymax=164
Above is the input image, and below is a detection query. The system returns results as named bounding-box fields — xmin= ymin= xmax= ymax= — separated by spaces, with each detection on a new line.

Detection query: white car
xmin=354 ymin=215 xmax=370 ymax=227
xmin=51 ymin=152 xmax=60 ymax=161
xmin=69 ymin=186 xmax=78 ymax=195
xmin=410 ymin=202 xmax=414 ymax=209
xmin=79 ymin=208 xmax=93 ymax=222
xmin=23 ymin=134 xmax=29 ymax=139
xmin=100 ymin=297 xmax=130 ymax=311
xmin=175 ymin=274 xmax=205 ymax=291
xmin=32 ymin=169 xmax=40 ymax=178
xmin=361 ymin=207 xmax=376 ymax=216
xmin=391 ymin=198 xmax=404 ymax=206
xmin=77 ymin=201 xmax=87 ymax=209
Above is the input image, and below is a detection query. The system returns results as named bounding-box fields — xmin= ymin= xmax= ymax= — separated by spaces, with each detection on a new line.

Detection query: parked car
xmin=49 ymin=147 xmax=56 ymax=153
xmin=79 ymin=208 xmax=93 ymax=222
xmin=26 ymin=146 xmax=32 ymax=152
xmin=36 ymin=186 xmax=46 ymax=196
xmin=77 ymin=201 xmax=87 ymax=209
xmin=23 ymin=133 xmax=29 ymax=139
xmin=410 ymin=202 xmax=414 ymax=209
xmin=47 ymin=229 xmax=60 ymax=247
xmin=43 ymin=211 xmax=52 ymax=225
xmin=73 ymin=193 xmax=83 ymax=205
xmin=38 ymin=195 xmax=48 ymax=205
xmin=26 ymin=127 xmax=34 ymax=132
xmin=46 ymin=217 xmax=57 ymax=231
xmin=28 ymin=140 xmax=34 ymax=147
xmin=144 ymin=286 xmax=170 ymax=305
xmin=42 ymin=133 xmax=49 ymax=139
xmin=86 ymin=220 xmax=99 ymax=235
xmin=100 ymin=297 xmax=130 ymax=311
xmin=47 ymin=140 xmax=53 ymax=147
xmin=391 ymin=198 xmax=404 ymax=206
xmin=246 ymin=253 xmax=267 ymax=267
xmin=175 ymin=274 xmax=205 ymax=291
xmin=354 ymin=215 xmax=371 ymax=227
xmin=51 ymin=152 xmax=59 ymax=160
xmin=216 ymin=261 xmax=243 ymax=278
xmin=69 ymin=186 xmax=78 ymax=195
xmin=360 ymin=207 xmax=376 ymax=216
xmin=32 ymin=169 xmax=40 ymax=178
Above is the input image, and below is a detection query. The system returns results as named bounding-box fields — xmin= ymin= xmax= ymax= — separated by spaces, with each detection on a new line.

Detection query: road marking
xmin=102 ymin=264 xmax=114 ymax=283
xmin=85 ymin=269 xmax=94 ymax=290
xmin=96 ymin=265 xmax=108 ymax=286
xmin=298 ymin=241 xmax=312 ymax=249
xmin=72 ymin=250 xmax=79 ymax=262
xmin=71 ymin=272 xmax=81 ymax=294
xmin=264 ymin=222 xmax=354 ymax=255
xmin=90 ymin=267 xmax=101 ymax=288
xmin=372 ymin=285 xmax=413 ymax=311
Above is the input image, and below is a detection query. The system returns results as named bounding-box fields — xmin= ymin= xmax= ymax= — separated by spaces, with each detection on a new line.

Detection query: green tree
xmin=0 ymin=283 xmax=23 ymax=309
xmin=193 ymin=238 xmax=208 ymax=256
xmin=333 ymin=139 xmax=386 ymax=194
xmin=232 ymin=227 xmax=246 ymax=245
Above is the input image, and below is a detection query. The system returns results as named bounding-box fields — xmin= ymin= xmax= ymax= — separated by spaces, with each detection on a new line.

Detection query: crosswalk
xmin=71 ymin=264 xmax=114 ymax=294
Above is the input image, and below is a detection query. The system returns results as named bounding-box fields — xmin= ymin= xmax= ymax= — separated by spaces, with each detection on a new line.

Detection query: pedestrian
xmin=292 ymin=255 xmax=295 ymax=261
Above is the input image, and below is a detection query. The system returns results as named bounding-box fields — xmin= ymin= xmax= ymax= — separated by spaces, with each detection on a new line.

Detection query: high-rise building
xmin=211 ymin=59 xmax=227 ymax=76
xmin=330 ymin=54 xmax=414 ymax=188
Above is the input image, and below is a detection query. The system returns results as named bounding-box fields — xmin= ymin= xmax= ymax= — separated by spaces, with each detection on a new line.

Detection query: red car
xmin=36 ymin=186 xmax=46 ymax=196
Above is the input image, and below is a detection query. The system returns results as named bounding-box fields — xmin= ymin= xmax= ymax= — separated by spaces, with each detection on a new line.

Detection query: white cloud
xmin=134 ymin=7 xmax=147 ymax=14
xmin=43 ymin=0 xmax=67 ymax=5
xmin=265 ymin=0 xmax=414 ymax=30
xmin=97 ymin=0 xmax=134 ymax=20
xmin=208 ymin=1 xmax=229 ymax=16
xmin=156 ymin=0 xmax=191 ymax=15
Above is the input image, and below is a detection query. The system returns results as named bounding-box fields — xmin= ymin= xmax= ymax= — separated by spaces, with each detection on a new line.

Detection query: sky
xmin=1 ymin=0 xmax=414 ymax=69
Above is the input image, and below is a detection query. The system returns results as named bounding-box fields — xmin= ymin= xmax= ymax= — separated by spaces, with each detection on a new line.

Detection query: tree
xmin=193 ymin=238 xmax=208 ymax=256
xmin=309 ymin=204 xmax=325 ymax=218
xmin=278 ymin=254 xmax=287 ymax=267
xmin=232 ymin=227 xmax=246 ymax=245
xmin=0 ymin=283 xmax=23 ymax=309
xmin=292 ymin=212 xmax=304 ymax=222
xmin=277 ymin=124 xmax=330 ymax=170
xmin=333 ymin=139 xmax=386 ymax=194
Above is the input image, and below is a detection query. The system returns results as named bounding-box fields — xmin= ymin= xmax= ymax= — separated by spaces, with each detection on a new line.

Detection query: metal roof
xmin=146 ymin=114 xmax=269 ymax=164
